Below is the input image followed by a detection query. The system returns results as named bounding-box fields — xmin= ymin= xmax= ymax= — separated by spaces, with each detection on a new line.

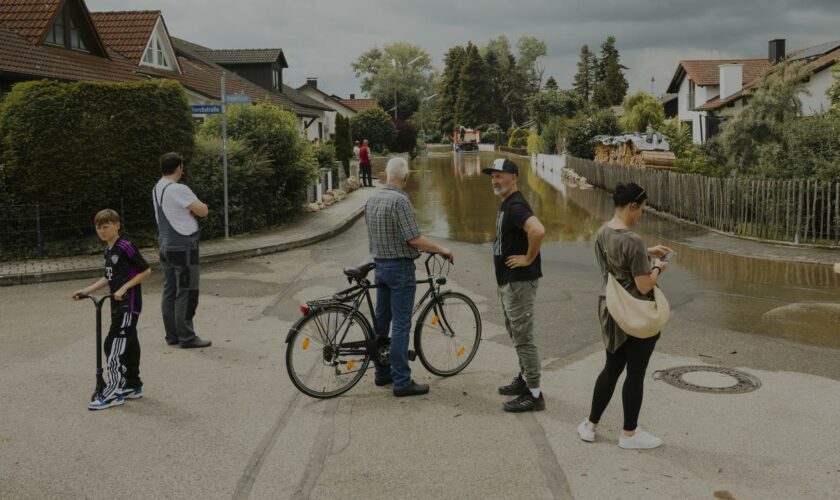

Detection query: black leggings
xmin=588 ymin=334 xmax=659 ymax=431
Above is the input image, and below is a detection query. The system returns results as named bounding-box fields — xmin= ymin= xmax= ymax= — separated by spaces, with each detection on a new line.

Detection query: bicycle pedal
xmin=407 ymin=350 xmax=417 ymax=361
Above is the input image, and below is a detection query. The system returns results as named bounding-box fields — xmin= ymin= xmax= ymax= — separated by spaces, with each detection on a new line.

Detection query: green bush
xmin=566 ymin=109 xmax=620 ymax=159
xmin=538 ymin=116 xmax=567 ymax=154
xmin=675 ymin=137 xmax=727 ymax=177
xmin=201 ymin=103 xmax=318 ymax=222
xmin=620 ymin=91 xmax=664 ymax=132
xmin=313 ymin=143 xmax=335 ymax=170
xmin=393 ymin=119 xmax=418 ymax=153
xmin=350 ymin=108 xmax=397 ymax=152
xmin=186 ymin=135 xmax=273 ymax=238
xmin=508 ymin=127 xmax=529 ymax=149
xmin=0 ymin=79 xmax=194 ymax=221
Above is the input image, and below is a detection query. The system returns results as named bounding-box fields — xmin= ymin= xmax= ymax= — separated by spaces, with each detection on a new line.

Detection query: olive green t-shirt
xmin=594 ymin=225 xmax=653 ymax=352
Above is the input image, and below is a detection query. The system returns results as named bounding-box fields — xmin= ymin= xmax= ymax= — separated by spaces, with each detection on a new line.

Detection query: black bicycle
xmin=285 ymin=253 xmax=481 ymax=398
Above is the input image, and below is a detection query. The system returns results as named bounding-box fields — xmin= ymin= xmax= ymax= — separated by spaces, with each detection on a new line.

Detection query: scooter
xmin=77 ymin=294 xmax=111 ymax=402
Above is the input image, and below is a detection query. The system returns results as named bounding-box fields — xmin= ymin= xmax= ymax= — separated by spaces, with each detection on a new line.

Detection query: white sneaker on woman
xmin=577 ymin=420 xmax=595 ymax=442
xmin=618 ymin=427 xmax=663 ymax=449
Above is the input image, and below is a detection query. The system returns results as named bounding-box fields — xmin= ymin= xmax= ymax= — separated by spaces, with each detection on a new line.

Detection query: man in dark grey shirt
xmin=365 ymin=157 xmax=454 ymax=397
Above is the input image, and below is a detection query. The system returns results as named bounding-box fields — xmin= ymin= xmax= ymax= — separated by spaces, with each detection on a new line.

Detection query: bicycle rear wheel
xmin=286 ymin=305 xmax=372 ymax=398
xmin=414 ymin=291 xmax=481 ymax=377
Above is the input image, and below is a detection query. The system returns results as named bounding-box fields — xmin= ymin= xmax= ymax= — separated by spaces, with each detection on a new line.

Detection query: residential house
xmin=0 ymin=0 xmax=325 ymax=134
xmin=182 ymin=43 xmax=334 ymax=140
xmin=667 ymin=56 xmax=769 ymax=143
xmin=668 ymin=39 xmax=840 ymax=144
xmin=297 ymin=77 xmax=359 ymax=140
xmin=339 ymin=94 xmax=380 ymax=114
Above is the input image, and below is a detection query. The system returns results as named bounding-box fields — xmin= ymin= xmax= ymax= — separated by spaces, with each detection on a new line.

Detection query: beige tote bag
xmin=602 ymin=249 xmax=670 ymax=338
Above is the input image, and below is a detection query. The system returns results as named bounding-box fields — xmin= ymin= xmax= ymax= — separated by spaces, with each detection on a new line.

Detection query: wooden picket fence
xmin=567 ymin=156 xmax=840 ymax=246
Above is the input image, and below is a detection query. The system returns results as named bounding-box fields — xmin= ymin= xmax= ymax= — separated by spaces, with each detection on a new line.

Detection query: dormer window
xmin=44 ymin=5 xmax=89 ymax=52
xmin=143 ymin=36 xmax=170 ymax=68
xmin=138 ymin=18 xmax=179 ymax=72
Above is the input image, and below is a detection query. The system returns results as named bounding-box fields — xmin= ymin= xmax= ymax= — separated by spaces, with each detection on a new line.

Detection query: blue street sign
xmin=225 ymin=93 xmax=251 ymax=104
xmin=191 ymin=104 xmax=222 ymax=114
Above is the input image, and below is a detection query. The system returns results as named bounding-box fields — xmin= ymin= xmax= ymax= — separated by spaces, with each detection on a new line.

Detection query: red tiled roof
xmin=0 ymin=0 xmax=61 ymax=44
xmin=0 ymin=23 xmax=139 ymax=83
xmin=168 ymin=42 xmax=320 ymax=117
xmin=340 ymin=98 xmax=379 ymax=113
xmin=667 ymin=59 xmax=770 ymax=94
xmin=696 ymin=46 xmax=840 ymax=111
xmin=90 ymin=10 xmax=159 ymax=64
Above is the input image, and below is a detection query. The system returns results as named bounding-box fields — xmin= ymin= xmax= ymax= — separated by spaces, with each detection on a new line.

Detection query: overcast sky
xmin=87 ymin=0 xmax=840 ymax=98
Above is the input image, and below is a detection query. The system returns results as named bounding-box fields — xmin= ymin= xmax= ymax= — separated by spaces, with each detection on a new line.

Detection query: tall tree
xmin=544 ymin=76 xmax=558 ymax=91
xmin=516 ymin=36 xmax=548 ymax=93
xmin=592 ymin=36 xmax=629 ymax=108
xmin=455 ymin=42 xmax=492 ymax=127
xmin=485 ymin=50 xmax=506 ymax=127
xmin=438 ymin=45 xmax=467 ymax=134
xmin=573 ymin=44 xmax=596 ymax=102
xmin=351 ymin=42 xmax=436 ymax=120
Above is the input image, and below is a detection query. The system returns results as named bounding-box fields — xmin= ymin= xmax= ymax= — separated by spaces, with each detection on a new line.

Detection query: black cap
xmin=482 ymin=158 xmax=519 ymax=176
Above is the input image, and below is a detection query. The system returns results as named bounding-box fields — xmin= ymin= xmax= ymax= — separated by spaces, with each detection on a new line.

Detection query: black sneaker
xmin=498 ymin=374 xmax=529 ymax=396
xmin=503 ymin=392 xmax=545 ymax=413
xmin=374 ymin=374 xmax=393 ymax=386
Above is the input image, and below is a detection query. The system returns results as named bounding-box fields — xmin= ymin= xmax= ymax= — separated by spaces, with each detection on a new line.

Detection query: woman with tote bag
xmin=577 ymin=182 xmax=672 ymax=449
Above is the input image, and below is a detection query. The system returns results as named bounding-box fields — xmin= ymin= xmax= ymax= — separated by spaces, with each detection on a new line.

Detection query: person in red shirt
xmin=359 ymin=139 xmax=372 ymax=187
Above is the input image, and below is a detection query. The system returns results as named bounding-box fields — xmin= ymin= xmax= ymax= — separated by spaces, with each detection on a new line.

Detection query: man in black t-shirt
xmin=73 ymin=209 xmax=151 ymax=410
xmin=482 ymin=159 xmax=547 ymax=412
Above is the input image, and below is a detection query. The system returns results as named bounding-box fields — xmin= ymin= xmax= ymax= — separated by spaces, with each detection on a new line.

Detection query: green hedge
xmin=199 ymin=102 xmax=318 ymax=222
xmin=350 ymin=108 xmax=397 ymax=152
xmin=0 ymin=79 xmax=194 ymax=257
xmin=0 ymin=79 xmax=194 ymax=209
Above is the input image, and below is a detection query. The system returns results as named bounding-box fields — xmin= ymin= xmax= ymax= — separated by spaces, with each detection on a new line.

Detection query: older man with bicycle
xmin=365 ymin=157 xmax=454 ymax=397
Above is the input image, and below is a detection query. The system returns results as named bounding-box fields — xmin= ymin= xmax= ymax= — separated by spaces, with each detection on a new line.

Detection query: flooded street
xmin=376 ymin=151 xmax=840 ymax=349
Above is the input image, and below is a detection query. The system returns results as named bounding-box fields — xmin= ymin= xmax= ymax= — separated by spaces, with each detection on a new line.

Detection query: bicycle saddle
xmin=343 ymin=262 xmax=375 ymax=280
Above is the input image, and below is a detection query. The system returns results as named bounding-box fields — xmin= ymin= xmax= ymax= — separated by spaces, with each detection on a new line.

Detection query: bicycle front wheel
xmin=414 ymin=291 xmax=481 ymax=377
xmin=286 ymin=305 xmax=372 ymax=398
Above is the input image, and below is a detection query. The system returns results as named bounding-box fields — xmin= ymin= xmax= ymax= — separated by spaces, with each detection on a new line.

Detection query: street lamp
xmin=420 ymin=93 xmax=437 ymax=146
xmin=392 ymin=55 xmax=423 ymax=119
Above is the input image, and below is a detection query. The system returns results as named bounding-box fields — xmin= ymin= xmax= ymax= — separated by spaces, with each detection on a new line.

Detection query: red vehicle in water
xmin=453 ymin=127 xmax=480 ymax=152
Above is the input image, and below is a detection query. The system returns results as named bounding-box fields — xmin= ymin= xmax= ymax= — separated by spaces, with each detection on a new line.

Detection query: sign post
xmin=221 ymin=72 xmax=230 ymax=239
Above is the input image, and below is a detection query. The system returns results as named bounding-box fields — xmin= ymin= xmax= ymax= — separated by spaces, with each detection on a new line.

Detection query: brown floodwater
xmin=373 ymin=151 xmax=840 ymax=348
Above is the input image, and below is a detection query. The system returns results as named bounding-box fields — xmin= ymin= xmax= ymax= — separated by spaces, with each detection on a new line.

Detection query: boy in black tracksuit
xmin=73 ymin=209 xmax=151 ymax=410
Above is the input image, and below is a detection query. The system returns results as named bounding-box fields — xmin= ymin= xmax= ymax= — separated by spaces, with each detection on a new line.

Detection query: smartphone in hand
xmin=661 ymin=251 xmax=678 ymax=263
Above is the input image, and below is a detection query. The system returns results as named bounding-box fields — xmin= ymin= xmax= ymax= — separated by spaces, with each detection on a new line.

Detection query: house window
xmin=142 ymin=33 xmax=172 ymax=69
xmin=44 ymin=8 xmax=88 ymax=52
xmin=688 ymin=80 xmax=696 ymax=110
xmin=272 ymin=70 xmax=279 ymax=92
xmin=45 ymin=14 xmax=64 ymax=45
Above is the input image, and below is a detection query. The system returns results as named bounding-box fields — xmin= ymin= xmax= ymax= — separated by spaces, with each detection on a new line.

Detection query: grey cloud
xmin=86 ymin=0 xmax=840 ymax=99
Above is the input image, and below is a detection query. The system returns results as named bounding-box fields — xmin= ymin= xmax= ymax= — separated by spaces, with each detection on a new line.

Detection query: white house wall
xmin=678 ymin=78 xmax=713 ymax=144
xmin=799 ymin=68 xmax=834 ymax=115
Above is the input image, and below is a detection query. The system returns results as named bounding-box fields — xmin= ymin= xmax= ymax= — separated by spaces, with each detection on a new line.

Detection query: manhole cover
xmin=653 ymin=366 xmax=761 ymax=394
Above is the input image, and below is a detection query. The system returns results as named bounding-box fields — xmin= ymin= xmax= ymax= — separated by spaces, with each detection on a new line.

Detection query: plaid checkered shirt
xmin=365 ymin=185 xmax=422 ymax=260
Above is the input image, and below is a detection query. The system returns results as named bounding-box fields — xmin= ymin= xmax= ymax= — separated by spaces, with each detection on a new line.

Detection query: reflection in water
xmin=374 ymin=152 xmax=839 ymax=347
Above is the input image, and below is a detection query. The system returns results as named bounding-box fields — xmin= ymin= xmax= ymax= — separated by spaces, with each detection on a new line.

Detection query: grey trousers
xmin=499 ymin=279 xmax=541 ymax=388
xmin=159 ymin=247 xmax=200 ymax=344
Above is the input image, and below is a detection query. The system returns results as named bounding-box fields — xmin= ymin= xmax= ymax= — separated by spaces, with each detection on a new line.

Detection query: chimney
xmin=769 ymin=39 xmax=785 ymax=64
xmin=306 ymin=77 xmax=318 ymax=89
xmin=719 ymin=64 xmax=743 ymax=99
xmin=349 ymin=93 xmax=355 ymax=99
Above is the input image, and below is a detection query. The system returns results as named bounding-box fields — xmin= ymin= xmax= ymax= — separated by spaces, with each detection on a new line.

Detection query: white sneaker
xmin=618 ymin=428 xmax=663 ymax=449
xmin=577 ymin=420 xmax=595 ymax=442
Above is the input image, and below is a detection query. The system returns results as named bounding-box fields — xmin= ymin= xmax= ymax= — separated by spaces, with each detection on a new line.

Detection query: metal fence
xmin=566 ymin=156 xmax=840 ymax=246
xmin=1 ymin=161 xmax=355 ymax=261
xmin=0 ymin=198 xmax=158 ymax=260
